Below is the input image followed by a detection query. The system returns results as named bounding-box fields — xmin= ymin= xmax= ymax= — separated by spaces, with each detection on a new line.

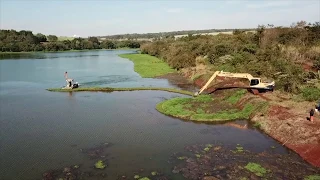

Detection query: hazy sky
xmin=0 ymin=0 xmax=319 ymax=37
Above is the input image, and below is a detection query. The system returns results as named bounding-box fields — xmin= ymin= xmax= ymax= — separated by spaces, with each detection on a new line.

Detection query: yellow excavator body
xmin=195 ymin=71 xmax=275 ymax=96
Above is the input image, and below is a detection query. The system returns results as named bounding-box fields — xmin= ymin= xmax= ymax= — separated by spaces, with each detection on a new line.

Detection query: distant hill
xmin=96 ymin=28 xmax=256 ymax=41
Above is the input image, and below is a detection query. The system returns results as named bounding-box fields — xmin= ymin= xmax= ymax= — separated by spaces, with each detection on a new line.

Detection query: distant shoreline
xmin=0 ymin=48 xmax=139 ymax=54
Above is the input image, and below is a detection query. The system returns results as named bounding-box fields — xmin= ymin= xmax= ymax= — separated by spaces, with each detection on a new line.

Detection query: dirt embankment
xmin=251 ymin=92 xmax=320 ymax=168
xmin=160 ymin=70 xmax=320 ymax=168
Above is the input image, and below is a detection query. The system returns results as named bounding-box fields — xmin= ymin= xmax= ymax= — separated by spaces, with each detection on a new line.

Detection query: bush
xmin=313 ymin=56 xmax=320 ymax=70
xmin=242 ymin=44 xmax=258 ymax=54
xmin=301 ymin=87 xmax=320 ymax=101
xmin=139 ymin=21 xmax=320 ymax=93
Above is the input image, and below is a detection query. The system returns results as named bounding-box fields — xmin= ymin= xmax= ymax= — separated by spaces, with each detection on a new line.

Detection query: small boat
xmin=62 ymin=81 xmax=80 ymax=89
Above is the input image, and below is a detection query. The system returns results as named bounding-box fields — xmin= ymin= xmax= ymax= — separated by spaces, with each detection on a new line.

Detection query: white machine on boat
xmin=63 ymin=71 xmax=80 ymax=89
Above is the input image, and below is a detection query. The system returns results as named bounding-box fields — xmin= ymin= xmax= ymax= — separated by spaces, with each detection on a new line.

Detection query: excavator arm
xmin=194 ymin=71 xmax=220 ymax=96
xmin=194 ymin=71 xmax=275 ymax=96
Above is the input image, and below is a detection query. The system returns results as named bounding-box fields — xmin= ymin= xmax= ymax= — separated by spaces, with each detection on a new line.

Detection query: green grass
xmin=158 ymin=97 xmax=194 ymax=118
xmin=196 ymin=108 xmax=205 ymax=114
xmin=194 ymin=94 xmax=213 ymax=102
xmin=47 ymin=87 xmax=194 ymax=96
xmin=118 ymin=54 xmax=176 ymax=78
xmin=304 ymin=175 xmax=320 ymax=180
xmin=190 ymin=104 xmax=254 ymax=121
xmin=155 ymin=94 xmax=255 ymax=122
xmin=244 ymin=162 xmax=267 ymax=177
xmin=225 ymin=89 xmax=247 ymax=104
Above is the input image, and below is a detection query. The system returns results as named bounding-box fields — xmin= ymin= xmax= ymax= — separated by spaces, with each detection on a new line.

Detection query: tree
xmin=296 ymin=21 xmax=307 ymax=28
xmin=36 ymin=33 xmax=47 ymax=42
xmin=101 ymin=40 xmax=116 ymax=49
xmin=233 ymin=29 xmax=245 ymax=35
xmin=71 ymin=38 xmax=84 ymax=50
xmin=88 ymin=37 xmax=99 ymax=44
xmin=47 ymin=35 xmax=58 ymax=42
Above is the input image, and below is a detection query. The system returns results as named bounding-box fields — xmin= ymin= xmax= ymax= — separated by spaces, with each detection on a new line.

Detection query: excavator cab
xmin=250 ymin=79 xmax=260 ymax=86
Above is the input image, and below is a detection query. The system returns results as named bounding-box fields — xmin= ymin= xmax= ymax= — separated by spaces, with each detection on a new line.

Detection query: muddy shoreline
xmin=157 ymin=72 xmax=320 ymax=168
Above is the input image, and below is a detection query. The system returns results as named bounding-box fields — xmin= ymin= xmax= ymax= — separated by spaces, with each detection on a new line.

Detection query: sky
xmin=0 ymin=0 xmax=319 ymax=37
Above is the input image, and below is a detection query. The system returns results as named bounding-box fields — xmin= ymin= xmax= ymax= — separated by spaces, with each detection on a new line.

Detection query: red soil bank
xmin=287 ymin=144 xmax=320 ymax=167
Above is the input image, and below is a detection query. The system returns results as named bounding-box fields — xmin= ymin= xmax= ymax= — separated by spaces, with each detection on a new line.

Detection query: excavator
xmin=194 ymin=71 xmax=275 ymax=96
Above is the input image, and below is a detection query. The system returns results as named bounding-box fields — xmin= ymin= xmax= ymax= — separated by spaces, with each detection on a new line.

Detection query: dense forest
xmin=97 ymin=28 xmax=254 ymax=40
xmin=0 ymin=30 xmax=142 ymax=52
xmin=140 ymin=21 xmax=320 ymax=94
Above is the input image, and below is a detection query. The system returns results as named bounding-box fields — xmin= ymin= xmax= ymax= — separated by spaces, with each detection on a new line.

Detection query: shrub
xmin=301 ymin=87 xmax=320 ymax=101
xmin=313 ymin=56 xmax=320 ymax=70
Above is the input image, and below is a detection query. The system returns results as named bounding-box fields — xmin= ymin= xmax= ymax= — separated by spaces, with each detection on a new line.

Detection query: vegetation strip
xmin=46 ymin=87 xmax=194 ymax=96
xmin=156 ymin=97 xmax=254 ymax=122
xmin=118 ymin=54 xmax=176 ymax=78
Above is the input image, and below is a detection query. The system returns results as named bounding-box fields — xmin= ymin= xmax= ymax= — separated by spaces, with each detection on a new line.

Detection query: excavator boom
xmin=194 ymin=71 xmax=275 ymax=96
xmin=194 ymin=71 xmax=220 ymax=96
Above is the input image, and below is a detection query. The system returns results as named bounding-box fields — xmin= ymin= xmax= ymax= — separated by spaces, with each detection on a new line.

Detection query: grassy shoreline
xmin=118 ymin=53 xmax=176 ymax=78
xmin=47 ymin=87 xmax=194 ymax=96
xmin=155 ymin=90 xmax=263 ymax=122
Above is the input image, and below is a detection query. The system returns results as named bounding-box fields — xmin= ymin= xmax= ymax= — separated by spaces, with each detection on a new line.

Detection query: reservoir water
xmin=0 ymin=50 xmax=318 ymax=180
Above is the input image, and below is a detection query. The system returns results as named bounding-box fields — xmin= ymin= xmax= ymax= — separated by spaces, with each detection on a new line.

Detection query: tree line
xmin=140 ymin=21 xmax=320 ymax=94
xmin=0 ymin=30 xmax=142 ymax=52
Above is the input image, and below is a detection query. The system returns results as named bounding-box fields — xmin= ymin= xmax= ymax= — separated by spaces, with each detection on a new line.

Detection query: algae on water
xmin=134 ymin=175 xmax=140 ymax=179
xmin=138 ymin=177 xmax=151 ymax=180
xmin=177 ymin=156 xmax=187 ymax=160
xmin=236 ymin=145 xmax=244 ymax=152
xmin=94 ymin=160 xmax=106 ymax=169
xmin=244 ymin=162 xmax=267 ymax=177
xmin=204 ymin=144 xmax=213 ymax=152
xmin=206 ymin=144 xmax=213 ymax=148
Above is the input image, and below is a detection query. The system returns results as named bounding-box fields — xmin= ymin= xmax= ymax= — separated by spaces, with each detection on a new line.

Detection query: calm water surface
xmin=0 ymin=50 xmax=310 ymax=180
